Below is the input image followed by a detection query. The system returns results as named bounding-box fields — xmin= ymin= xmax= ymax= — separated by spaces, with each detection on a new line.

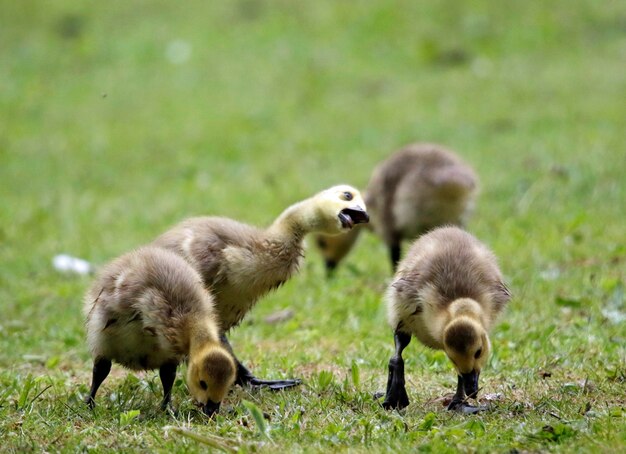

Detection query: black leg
xmin=85 ymin=357 xmax=112 ymax=409
xmin=390 ymin=243 xmax=401 ymax=272
xmin=220 ymin=333 xmax=301 ymax=390
xmin=325 ymin=260 xmax=337 ymax=277
xmin=159 ymin=362 xmax=178 ymax=411
xmin=447 ymin=374 xmax=487 ymax=414
xmin=447 ymin=375 xmax=465 ymax=411
xmin=382 ymin=331 xmax=411 ymax=410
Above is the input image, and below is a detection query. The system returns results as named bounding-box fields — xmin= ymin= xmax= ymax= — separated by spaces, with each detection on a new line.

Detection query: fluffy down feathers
xmin=386 ymin=226 xmax=510 ymax=350
xmin=152 ymin=185 xmax=368 ymax=330
xmin=84 ymin=246 xmax=218 ymax=369
xmin=315 ymin=143 xmax=477 ymax=271
xmin=368 ymin=144 xmax=478 ymax=244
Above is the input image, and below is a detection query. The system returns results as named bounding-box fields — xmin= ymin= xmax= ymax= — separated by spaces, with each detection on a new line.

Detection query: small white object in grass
xmin=53 ymin=254 xmax=93 ymax=275
xmin=601 ymin=308 xmax=626 ymax=324
xmin=480 ymin=392 xmax=503 ymax=402
xmin=166 ymin=39 xmax=192 ymax=65
xmin=539 ymin=266 xmax=560 ymax=281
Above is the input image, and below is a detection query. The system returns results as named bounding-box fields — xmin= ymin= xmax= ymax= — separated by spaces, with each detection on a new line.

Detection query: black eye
xmin=199 ymin=380 xmax=208 ymax=390
xmin=343 ymin=191 xmax=353 ymax=201
xmin=474 ymin=349 xmax=482 ymax=359
xmin=317 ymin=238 xmax=327 ymax=249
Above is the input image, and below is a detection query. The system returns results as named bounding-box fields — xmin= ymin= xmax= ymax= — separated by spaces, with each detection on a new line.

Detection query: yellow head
xmin=311 ymin=185 xmax=369 ymax=235
xmin=187 ymin=344 xmax=236 ymax=416
xmin=443 ymin=317 xmax=490 ymax=398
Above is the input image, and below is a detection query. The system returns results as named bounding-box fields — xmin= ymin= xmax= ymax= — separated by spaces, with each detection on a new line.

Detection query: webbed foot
xmin=221 ymin=334 xmax=302 ymax=391
xmin=84 ymin=395 xmax=96 ymax=409
xmin=382 ymin=332 xmax=412 ymax=410
xmin=245 ymin=376 xmax=302 ymax=390
xmin=160 ymin=401 xmax=179 ymax=416
xmin=382 ymin=384 xmax=410 ymax=410
xmin=447 ymin=399 xmax=488 ymax=414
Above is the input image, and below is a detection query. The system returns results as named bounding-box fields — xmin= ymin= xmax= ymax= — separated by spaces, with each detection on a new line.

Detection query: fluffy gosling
xmin=316 ymin=143 xmax=477 ymax=272
xmin=153 ymin=185 xmax=369 ymax=389
xmin=84 ymin=246 xmax=236 ymax=416
xmin=382 ymin=226 xmax=510 ymax=413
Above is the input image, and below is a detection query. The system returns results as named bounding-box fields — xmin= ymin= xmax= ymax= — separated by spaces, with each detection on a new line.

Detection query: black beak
xmin=338 ymin=207 xmax=369 ymax=229
xmin=202 ymin=399 xmax=221 ymax=417
xmin=461 ymin=371 xmax=479 ymax=398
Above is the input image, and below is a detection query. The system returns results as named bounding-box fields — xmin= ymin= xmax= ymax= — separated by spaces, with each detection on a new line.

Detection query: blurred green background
xmin=1 ymin=0 xmax=624 ymax=451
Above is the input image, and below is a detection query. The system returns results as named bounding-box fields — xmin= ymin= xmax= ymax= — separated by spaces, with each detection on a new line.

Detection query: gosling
xmin=316 ymin=143 xmax=478 ymax=272
xmin=84 ymin=246 xmax=236 ymax=416
xmin=381 ymin=226 xmax=510 ymax=413
xmin=153 ymin=185 xmax=369 ymax=389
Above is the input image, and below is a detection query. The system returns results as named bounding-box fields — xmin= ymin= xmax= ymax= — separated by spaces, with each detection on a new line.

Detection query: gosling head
xmin=312 ymin=185 xmax=369 ymax=235
xmin=443 ymin=318 xmax=491 ymax=398
xmin=187 ymin=345 xmax=237 ymax=417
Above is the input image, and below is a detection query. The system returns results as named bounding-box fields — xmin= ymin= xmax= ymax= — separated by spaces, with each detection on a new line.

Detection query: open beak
xmin=202 ymin=399 xmax=221 ymax=417
xmin=461 ymin=371 xmax=479 ymax=398
xmin=338 ymin=207 xmax=369 ymax=229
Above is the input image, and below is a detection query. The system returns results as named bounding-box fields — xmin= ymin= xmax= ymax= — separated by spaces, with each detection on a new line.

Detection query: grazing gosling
xmin=382 ymin=226 xmax=510 ymax=413
xmin=316 ymin=143 xmax=478 ymax=272
xmin=153 ymin=185 xmax=369 ymax=389
xmin=84 ymin=246 xmax=236 ymax=416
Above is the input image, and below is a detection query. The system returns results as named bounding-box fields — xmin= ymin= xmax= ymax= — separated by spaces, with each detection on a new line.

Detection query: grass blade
xmin=163 ymin=426 xmax=239 ymax=453
xmin=242 ymin=399 xmax=271 ymax=441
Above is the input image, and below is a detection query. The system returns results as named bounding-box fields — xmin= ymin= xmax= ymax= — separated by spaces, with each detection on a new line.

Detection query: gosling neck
xmin=444 ymin=298 xmax=484 ymax=331
xmin=187 ymin=317 xmax=220 ymax=356
xmin=266 ymin=198 xmax=318 ymax=243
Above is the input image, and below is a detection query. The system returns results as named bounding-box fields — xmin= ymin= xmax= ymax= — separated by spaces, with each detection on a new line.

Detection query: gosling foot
xmin=381 ymin=339 xmax=411 ymax=411
xmin=381 ymin=364 xmax=410 ymax=410
xmin=221 ymin=335 xmax=302 ymax=391
xmin=160 ymin=401 xmax=179 ymax=416
xmin=84 ymin=395 xmax=96 ymax=410
xmin=235 ymin=358 xmax=301 ymax=390
xmin=382 ymin=387 xmax=410 ymax=410
xmin=447 ymin=399 xmax=488 ymax=414
xmin=243 ymin=376 xmax=302 ymax=390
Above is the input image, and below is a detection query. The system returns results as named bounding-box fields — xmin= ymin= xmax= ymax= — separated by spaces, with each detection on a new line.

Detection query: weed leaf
xmin=242 ymin=400 xmax=271 ymax=440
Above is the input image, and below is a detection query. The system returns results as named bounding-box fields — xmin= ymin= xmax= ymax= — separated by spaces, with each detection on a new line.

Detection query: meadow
xmin=1 ymin=1 xmax=624 ymax=452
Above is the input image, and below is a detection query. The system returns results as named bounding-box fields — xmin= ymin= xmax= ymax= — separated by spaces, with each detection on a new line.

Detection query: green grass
xmin=1 ymin=0 xmax=624 ymax=452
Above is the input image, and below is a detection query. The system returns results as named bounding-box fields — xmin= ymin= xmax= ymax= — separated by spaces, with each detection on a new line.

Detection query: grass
xmin=1 ymin=0 xmax=624 ymax=452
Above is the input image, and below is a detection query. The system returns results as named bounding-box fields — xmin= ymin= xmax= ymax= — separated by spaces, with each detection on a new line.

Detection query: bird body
xmin=382 ymin=226 xmax=510 ymax=412
xmin=84 ymin=246 xmax=236 ymax=415
xmin=152 ymin=185 xmax=369 ymax=388
xmin=316 ymin=143 xmax=478 ymax=271
xmin=153 ymin=217 xmax=302 ymax=331
xmin=370 ymin=144 xmax=477 ymax=244
xmin=387 ymin=227 xmax=508 ymax=347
